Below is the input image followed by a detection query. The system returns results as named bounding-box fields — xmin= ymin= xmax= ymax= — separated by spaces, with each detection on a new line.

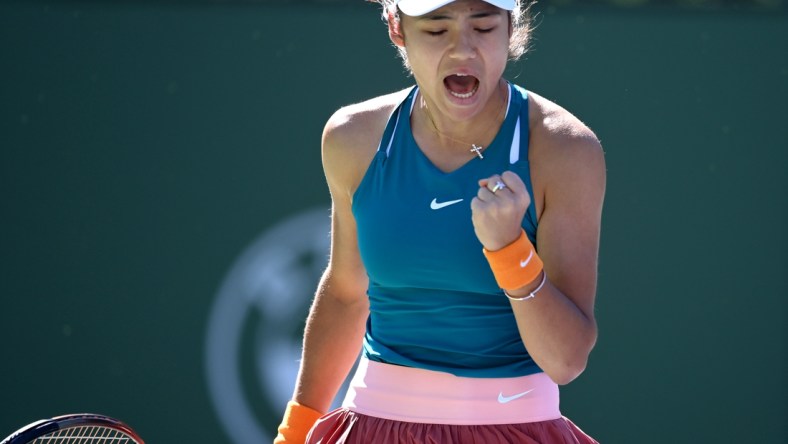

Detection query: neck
xmin=418 ymin=80 xmax=508 ymax=153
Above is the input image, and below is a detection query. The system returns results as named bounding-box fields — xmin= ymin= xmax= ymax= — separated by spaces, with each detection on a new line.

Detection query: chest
xmin=352 ymin=136 xmax=528 ymax=294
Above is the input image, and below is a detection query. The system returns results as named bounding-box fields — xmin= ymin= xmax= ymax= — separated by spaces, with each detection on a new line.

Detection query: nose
xmin=448 ymin=29 xmax=477 ymax=60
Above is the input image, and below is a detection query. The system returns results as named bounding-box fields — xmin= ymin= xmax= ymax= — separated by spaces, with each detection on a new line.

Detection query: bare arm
xmin=510 ymin=128 xmax=605 ymax=385
xmin=291 ymin=97 xmax=398 ymax=412
xmin=472 ymin=98 xmax=605 ymax=385
xmin=291 ymin=201 xmax=369 ymax=412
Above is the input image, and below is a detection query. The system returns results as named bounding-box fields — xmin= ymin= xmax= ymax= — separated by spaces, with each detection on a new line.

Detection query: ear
xmin=387 ymin=10 xmax=405 ymax=47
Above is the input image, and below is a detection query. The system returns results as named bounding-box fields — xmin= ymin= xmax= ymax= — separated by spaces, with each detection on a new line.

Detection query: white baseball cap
xmin=396 ymin=0 xmax=516 ymax=17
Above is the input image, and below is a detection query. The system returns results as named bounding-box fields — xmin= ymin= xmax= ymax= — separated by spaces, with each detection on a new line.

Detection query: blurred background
xmin=1 ymin=0 xmax=785 ymax=442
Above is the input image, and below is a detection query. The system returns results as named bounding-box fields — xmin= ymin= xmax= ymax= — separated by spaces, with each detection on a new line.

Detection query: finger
xmin=478 ymin=174 xmax=502 ymax=189
xmin=484 ymin=175 xmax=504 ymax=192
xmin=489 ymin=177 xmax=515 ymax=197
xmin=471 ymin=196 xmax=480 ymax=209
xmin=490 ymin=179 xmax=511 ymax=195
xmin=470 ymin=196 xmax=486 ymax=212
xmin=480 ymin=174 xmax=514 ymax=194
xmin=477 ymin=185 xmax=496 ymax=202
xmin=478 ymin=176 xmax=495 ymax=189
xmin=500 ymin=171 xmax=526 ymax=195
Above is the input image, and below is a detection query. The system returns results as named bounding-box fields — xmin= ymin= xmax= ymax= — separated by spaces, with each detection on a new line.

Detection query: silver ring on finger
xmin=491 ymin=180 xmax=507 ymax=194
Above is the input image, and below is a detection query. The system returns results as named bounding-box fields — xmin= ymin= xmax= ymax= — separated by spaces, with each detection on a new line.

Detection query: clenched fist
xmin=470 ymin=170 xmax=531 ymax=251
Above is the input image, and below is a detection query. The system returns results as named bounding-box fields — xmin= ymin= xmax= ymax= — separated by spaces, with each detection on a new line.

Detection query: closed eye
xmin=426 ymin=30 xmax=446 ymax=36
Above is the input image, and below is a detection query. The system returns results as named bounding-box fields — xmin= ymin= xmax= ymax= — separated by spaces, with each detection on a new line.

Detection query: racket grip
xmin=274 ymin=401 xmax=323 ymax=444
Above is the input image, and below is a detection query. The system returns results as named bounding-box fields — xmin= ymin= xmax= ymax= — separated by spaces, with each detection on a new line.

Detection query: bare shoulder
xmin=523 ymin=90 xmax=605 ymax=223
xmin=527 ymin=90 xmax=603 ymax=162
xmin=322 ymin=88 xmax=411 ymax=198
xmin=526 ymin=90 xmax=606 ymax=188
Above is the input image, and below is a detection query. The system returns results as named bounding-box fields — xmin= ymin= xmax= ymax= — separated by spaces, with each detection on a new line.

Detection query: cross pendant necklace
xmin=421 ymin=82 xmax=507 ymax=162
xmin=470 ymin=144 xmax=484 ymax=159
xmin=424 ymin=105 xmax=494 ymax=161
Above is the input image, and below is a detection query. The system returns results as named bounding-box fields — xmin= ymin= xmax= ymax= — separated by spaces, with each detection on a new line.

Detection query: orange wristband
xmin=274 ymin=401 xmax=323 ymax=444
xmin=483 ymin=229 xmax=544 ymax=291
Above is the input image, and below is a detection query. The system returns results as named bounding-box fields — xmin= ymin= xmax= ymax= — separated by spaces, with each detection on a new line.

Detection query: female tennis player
xmin=275 ymin=0 xmax=605 ymax=442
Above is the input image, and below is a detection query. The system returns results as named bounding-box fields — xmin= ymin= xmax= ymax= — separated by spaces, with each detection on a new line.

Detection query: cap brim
xmin=397 ymin=0 xmax=515 ymax=17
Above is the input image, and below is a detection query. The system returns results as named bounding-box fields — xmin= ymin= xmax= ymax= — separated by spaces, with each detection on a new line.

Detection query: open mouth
xmin=444 ymin=73 xmax=479 ymax=99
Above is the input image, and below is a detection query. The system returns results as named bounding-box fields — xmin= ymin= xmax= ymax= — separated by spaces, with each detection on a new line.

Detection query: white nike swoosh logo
xmin=497 ymin=388 xmax=535 ymax=404
xmin=520 ymin=250 xmax=534 ymax=268
xmin=430 ymin=198 xmax=464 ymax=210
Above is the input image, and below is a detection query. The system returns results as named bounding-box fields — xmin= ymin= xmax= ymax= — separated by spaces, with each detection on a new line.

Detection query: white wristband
xmin=503 ymin=271 xmax=547 ymax=301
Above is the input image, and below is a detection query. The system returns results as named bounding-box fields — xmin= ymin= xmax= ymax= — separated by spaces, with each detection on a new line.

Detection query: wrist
xmin=483 ymin=229 xmax=544 ymax=291
xmin=274 ymin=400 xmax=323 ymax=444
xmin=503 ymin=270 xmax=548 ymax=301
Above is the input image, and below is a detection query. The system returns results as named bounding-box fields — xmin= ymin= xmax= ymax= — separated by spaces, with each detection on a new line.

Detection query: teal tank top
xmin=352 ymin=84 xmax=541 ymax=378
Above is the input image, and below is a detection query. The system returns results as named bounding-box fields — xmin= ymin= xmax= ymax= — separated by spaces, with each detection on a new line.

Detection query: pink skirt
xmin=307 ymin=359 xmax=597 ymax=444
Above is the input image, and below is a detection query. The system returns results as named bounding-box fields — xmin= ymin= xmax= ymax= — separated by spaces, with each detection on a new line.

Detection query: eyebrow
xmin=417 ymin=10 xmax=503 ymax=22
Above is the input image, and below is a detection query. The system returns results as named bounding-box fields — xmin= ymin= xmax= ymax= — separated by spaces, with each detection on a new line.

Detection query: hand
xmin=471 ymin=171 xmax=531 ymax=251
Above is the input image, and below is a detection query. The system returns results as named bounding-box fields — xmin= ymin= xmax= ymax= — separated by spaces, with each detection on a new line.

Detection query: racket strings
xmin=32 ymin=426 xmax=138 ymax=444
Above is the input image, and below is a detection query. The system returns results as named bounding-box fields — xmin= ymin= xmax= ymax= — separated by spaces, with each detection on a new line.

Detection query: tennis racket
xmin=1 ymin=414 xmax=144 ymax=444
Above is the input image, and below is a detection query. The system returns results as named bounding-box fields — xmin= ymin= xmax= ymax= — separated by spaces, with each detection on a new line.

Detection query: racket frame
xmin=1 ymin=413 xmax=144 ymax=444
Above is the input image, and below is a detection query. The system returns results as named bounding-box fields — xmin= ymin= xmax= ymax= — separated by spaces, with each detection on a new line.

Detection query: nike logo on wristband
xmin=520 ymin=250 xmax=534 ymax=268
xmin=430 ymin=198 xmax=464 ymax=210
xmin=497 ymin=389 xmax=534 ymax=404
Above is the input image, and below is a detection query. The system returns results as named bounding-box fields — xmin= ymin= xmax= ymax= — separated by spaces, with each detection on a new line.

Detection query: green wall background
xmin=1 ymin=2 xmax=785 ymax=443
